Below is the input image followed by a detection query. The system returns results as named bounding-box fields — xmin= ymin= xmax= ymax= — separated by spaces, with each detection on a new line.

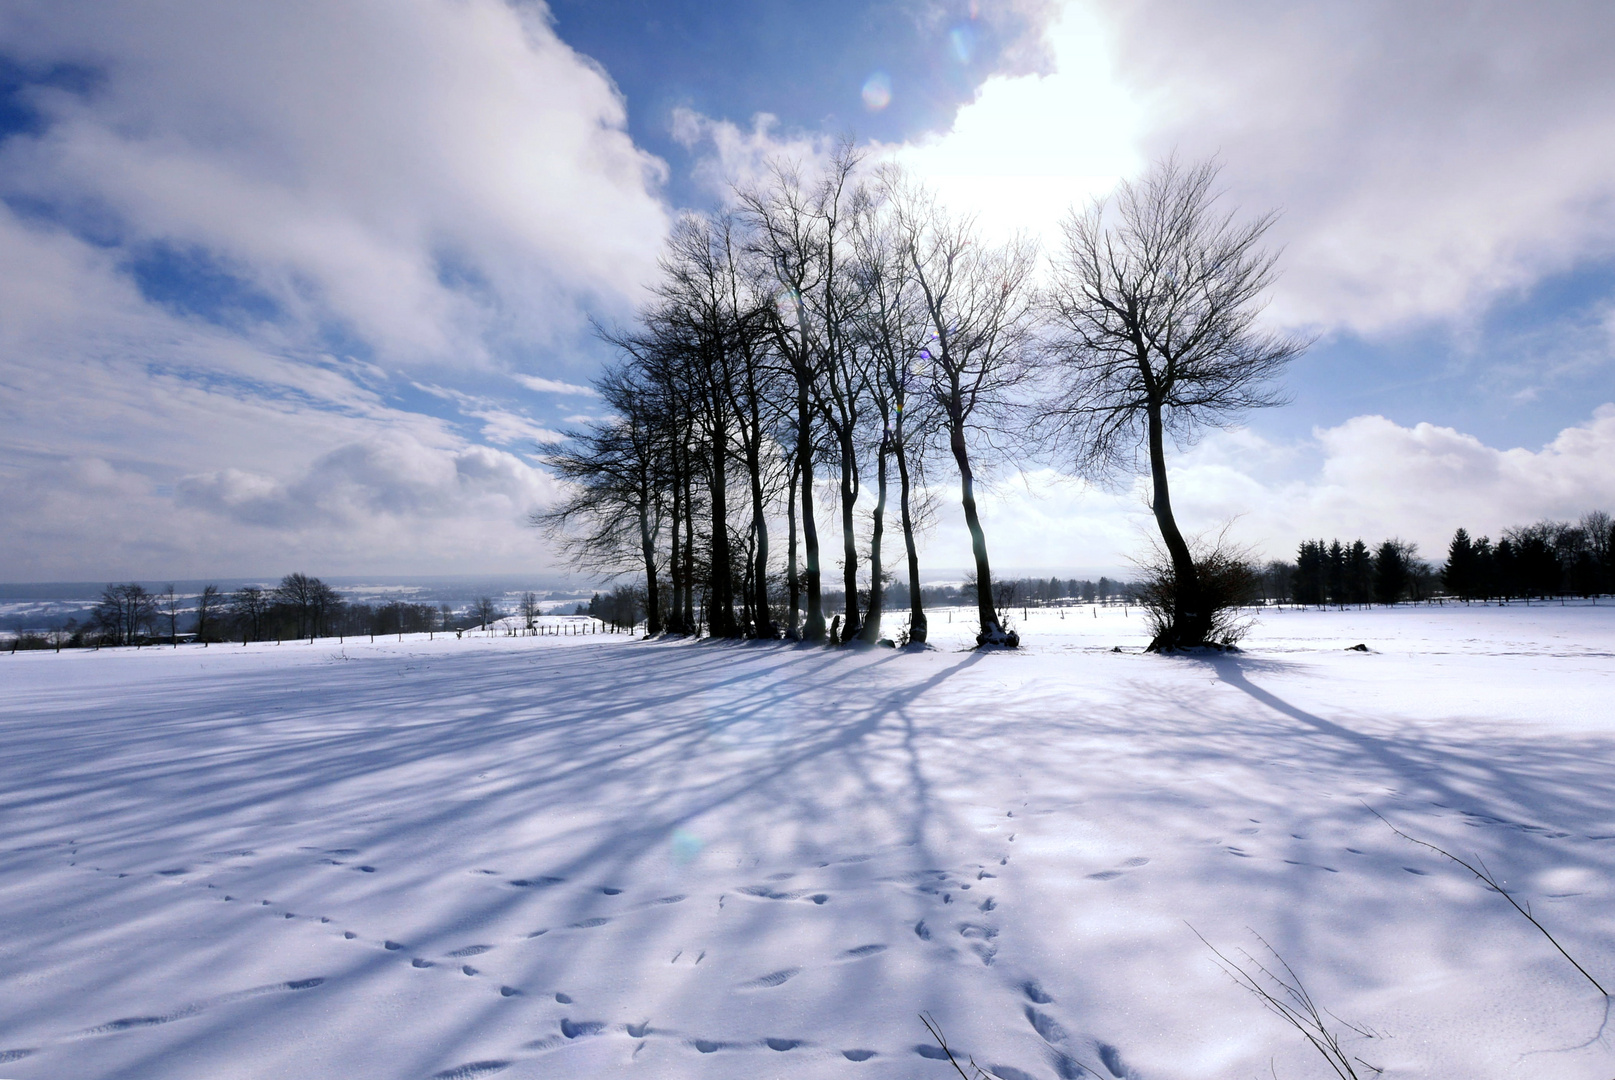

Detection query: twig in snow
xmin=1192 ymin=924 xmax=1370 ymax=1080
xmin=1365 ymin=804 xmax=1608 ymax=996
xmin=918 ymin=1013 xmax=995 ymax=1080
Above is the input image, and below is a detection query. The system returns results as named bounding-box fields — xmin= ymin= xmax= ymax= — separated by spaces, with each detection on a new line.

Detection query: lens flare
xmin=861 ymin=71 xmax=892 ymax=112
xmin=949 ymin=26 xmax=974 ymax=64
xmin=671 ymin=829 xmax=703 ymax=865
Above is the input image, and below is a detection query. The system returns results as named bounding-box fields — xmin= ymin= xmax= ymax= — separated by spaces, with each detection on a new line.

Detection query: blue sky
xmin=0 ymin=0 xmax=1612 ymax=581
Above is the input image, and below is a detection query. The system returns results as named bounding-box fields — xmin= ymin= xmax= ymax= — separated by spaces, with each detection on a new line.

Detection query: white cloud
xmin=0 ymin=1 xmax=669 ymax=580
xmin=929 ymin=406 xmax=1615 ymax=574
xmin=1088 ymin=0 xmax=1615 ymax=334
xmin=0 ymin=0 xmax=668 ymax=364
xmin=514 ymin=375 xmax=599 ymax=397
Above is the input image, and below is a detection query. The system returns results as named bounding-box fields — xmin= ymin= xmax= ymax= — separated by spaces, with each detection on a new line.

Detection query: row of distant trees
xmin=1262 ymin=511 xmax=1614 ymax=608
xmin=541 ymin=153 xmax=1304 ymax=651
xmin=10 ymin=575 xmax=544 ymax=649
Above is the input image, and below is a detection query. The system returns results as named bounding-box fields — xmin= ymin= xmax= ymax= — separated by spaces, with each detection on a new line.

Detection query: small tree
xmin=1043 ymin=157 xmax=1307 ymax=650
xmin=474 ymin=596 xmax=499 ymax=631
xmin=520 ymin=591 xmax=539 ymax=630
xmin=92 ymin=583 xmax=156 ymax=646
xmin=193 ymin=584 xmax=222 ymax=642
xmin=158 ymin=584 xmax=181 ymax=645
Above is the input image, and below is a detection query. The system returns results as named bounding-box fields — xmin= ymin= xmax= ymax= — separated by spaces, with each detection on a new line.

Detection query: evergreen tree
xmin=1373 ymin=540 xmax=1410 ymax=605
xmin=1443 ymin=528 xmax=1476 ymax=600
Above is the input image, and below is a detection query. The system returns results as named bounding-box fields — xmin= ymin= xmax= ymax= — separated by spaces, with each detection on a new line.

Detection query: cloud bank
xmin=0 ymin=0 xmax=668 ymax=580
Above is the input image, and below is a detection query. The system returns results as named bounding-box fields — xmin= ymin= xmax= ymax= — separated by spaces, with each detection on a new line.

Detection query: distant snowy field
xmin=2 ymin=604 xmax=1613 ymax=1079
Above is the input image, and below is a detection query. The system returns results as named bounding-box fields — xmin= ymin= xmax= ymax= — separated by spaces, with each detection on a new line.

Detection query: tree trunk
xmin=682 ymin=457 xmax=697 ymax=632
xmin=786 ymin=456 xmax=800 ymax=639
xmin=668 ymin=452 xmax=686 ymax=634
xmin=749 ymin=461 xmax=774 ymax=637
xmin=859 ymin=431 xmax=889 ymax=643
xmin=838 ymin=429 xmax=862 ymax=643
xmin=950 ymin=415 xmax=1013 ymax=646
xmin=638 ymin=500 xmax=663 ymax=636
xmin=707 ymin=417 xmax=738 ymax=638
xmin=894 ymin=423 xmax=926 ymax=644
xmin=1145 ymin=399 xmax=1204 ymax=649
xmin=798 ymin=386 xmax=826 ymax=642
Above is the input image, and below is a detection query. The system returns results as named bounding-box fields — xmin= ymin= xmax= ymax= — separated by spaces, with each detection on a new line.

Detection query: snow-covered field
xmin=2 ymin=603 xmax=1613 ymax=1079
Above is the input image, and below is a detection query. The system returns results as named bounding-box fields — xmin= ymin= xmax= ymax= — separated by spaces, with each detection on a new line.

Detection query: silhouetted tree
xmin=1043 ymin=157 xmax=1307 ymax=650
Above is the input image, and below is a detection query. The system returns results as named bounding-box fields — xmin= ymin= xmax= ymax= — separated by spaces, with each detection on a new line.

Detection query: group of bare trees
xmin=541 ymin=154 xmax=1303 ymax=651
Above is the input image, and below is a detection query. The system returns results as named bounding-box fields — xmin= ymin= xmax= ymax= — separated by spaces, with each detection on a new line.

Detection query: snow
xmin=2 ymin=603 xmax=1613 ymax=1079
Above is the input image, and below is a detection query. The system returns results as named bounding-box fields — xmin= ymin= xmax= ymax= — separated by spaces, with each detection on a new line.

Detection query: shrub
xmin=1136 ymin=537 xmax=1261 ymax=651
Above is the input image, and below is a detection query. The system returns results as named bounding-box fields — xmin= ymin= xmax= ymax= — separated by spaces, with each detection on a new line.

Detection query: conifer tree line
xmin=1277 ymin=511 xmax=1614 ymax=607
xmin=539 ymin=153 xmax=1306 ymax=650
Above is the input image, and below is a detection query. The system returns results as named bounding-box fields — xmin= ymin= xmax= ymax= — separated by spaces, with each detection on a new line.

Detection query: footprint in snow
xmin=693 ymin=1039 xmax=724 ymax=1053
xmin=568 ymin=917 xmax=610 ymax=929
xmin=842 ymin=1049 xmax=876 ymax=1061
xmin=601 ymin=886 xmax=622 ymax=895
xmin=649 ymin=894 xmax=685 ymax=905
xmin=1025 ymin=1007 xmax=1070 ymax=1045
xmin=412 ymin=958 xmax=434 ymax=968
xmin=499 ymin=986 xmax=521 ymax=997
xmin=560 ymin=1019 xmax=604 ymax=1039
xmin=765 ymin=1038 xmax=801 ymax=1051
xmin=1087 ymin=870 xmax=1124 ymax=880
xmin=842 ymin=943 xmax=887 ymax=959
xmin=915 ymin=1044 xmax=951 ymax=1060
xmin=507 ymin=876 xmax=565 ymax=888
xmin=914 ymin=920 xmax=932 ymax=940
xmin=447 ymin=945 xmax=493 ymax=957
xmin=626 ymin=1021 xmax=650 ymax=1038
xmin=555 ymin=992 xmax=572 ymax=1003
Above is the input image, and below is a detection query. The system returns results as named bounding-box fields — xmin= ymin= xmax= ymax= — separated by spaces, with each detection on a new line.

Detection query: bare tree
xmin=852 ymin=174 xmax=939 ymax=643
xmin=230 ymin=585 xmax=269 ymax=642
xmin=274 ymin=573 xmax=342 ymax=640
xmin=739 ymin=144 xmax=865 ymax=641
xmin=895 ymin=181 xmax=1038 ymax=647
xmin=520 ymin=591 xmax=539 ymax=630
xmin=1043 ymin=157 xmax=1307 ymax=650
xmin=92 ymin=583 xmax=156 ymax=646
xmin=193 ymin=584 xmax=222 ymax=643
xmin=474 ymin=596 xmax=499 ymax=631
xmin=537 ymin=361 xmax=670 ymax=636
xmin=159 ymin=584 xmax=181 ymax=646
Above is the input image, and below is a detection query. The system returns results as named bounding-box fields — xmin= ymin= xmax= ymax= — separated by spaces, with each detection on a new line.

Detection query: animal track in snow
xmin=430 ymin=1061 xmax=509 ymax=1079
xmin=979 ymin=897 xmax=997 ymax=912
xmin=842 ymin=943 xmax=886 ymax=958
xmin=765 ymin=1037 xmax=801 ymax=1051
xmin=412 ymin=958 xmax=434 ymax=968
xmin=1087 ymin=870 xmax=1123 ymax=880
xmin=499 ymin=986 xmax=521 ymax=997
xmin=988 ymin=1066 xmax=1040 ymax=1080
xmin=567 ymin=917 xmax=610 ymax=929
xmin=842 ymin=1049 xmax=877 ymax=1061
xmin=915 ymin=1043 xmax=951 ymax=1059
xmin=1026 ymin=1006 xmax=1071 ymax=1044
xmin=555 ymin=992 xmax=572 ymax=1003
xmin=601 ymin=887 xmax=622 ymax=895
xmin=560 ymin=1018 xmax=604 ymax=1039
xmin=1022 ymin=980 xmax=1053 ymax=1003
xmin=385 ymin=940 xmax=404 ymax=950
xmin=739 ymin=968 xmax=800 ymax=989
xmin=650 ymin=894 xmax=685 ymax=905
xmin=625 ymin=1021 xmax=650 ymax=1038
xmin=0 ymin=1049 xmax=35 ymax=1063
xmin=693 ymin=1039 xmax=724 ymax=1053
xmin=447 ymin=944 xmax=493 ymax=957
xmin=914 ymin=920 xmax=932 ymax=940
xmin=507 ymin=876 xmax=565 ymax=888
xmin=738 ymin=884 xmax=799 ymax=900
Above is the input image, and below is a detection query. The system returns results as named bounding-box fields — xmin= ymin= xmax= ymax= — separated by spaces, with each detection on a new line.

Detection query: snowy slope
xmin=1 ymin=604 xmax=1613 ymax=1079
